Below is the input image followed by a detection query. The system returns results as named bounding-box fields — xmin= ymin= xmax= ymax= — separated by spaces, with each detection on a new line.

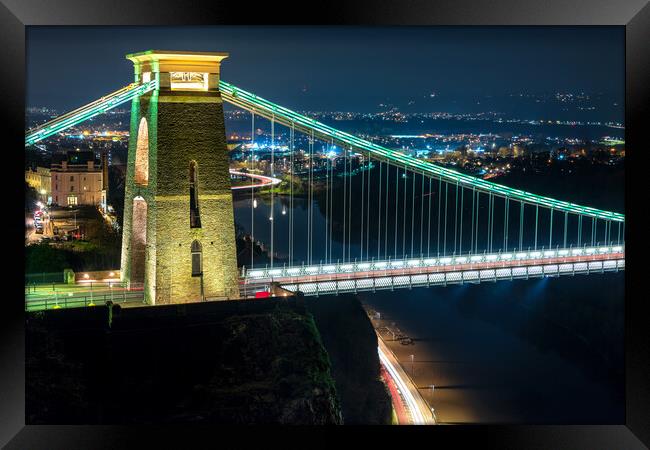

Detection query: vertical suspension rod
xmin=403 ymin=165 xmax=407 ymax=258
xmin=270 ymin=115 xmax=275 ymax=268
xmin=250 ymin=111 xmax=255 ymax=269
xmin=378 ymin=160 xmax=383 ymax=260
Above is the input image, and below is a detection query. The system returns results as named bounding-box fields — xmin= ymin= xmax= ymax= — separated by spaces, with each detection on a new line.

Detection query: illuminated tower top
xmin=126 ymin=50 xmax=229 ymax=92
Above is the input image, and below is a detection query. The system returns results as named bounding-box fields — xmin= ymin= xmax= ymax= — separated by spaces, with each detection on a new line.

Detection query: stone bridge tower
xmin=120 ymin=50 xmax=239 ymax=304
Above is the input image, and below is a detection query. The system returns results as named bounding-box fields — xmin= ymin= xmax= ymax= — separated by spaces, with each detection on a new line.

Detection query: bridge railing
xmin=25 ymin=280 xmax=130 ymax=293
xmin=278 ymin=259 xmax=625 ymax=296
xmin=242 ymin=244 xmax=624 ymax=282
xmin=25 ymin=290 xmax=145 ymax=312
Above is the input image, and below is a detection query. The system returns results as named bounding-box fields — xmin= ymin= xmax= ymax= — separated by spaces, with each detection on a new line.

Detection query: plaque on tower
xmin=170 ymin=72 xmax=209 ymax=91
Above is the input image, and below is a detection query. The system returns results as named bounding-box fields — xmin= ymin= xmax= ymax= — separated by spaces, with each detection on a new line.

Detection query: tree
xmin=25 ymin=182 xmax=39 ymax=213
xmin=25 ymin=243 xmax=72 ymax=274
xmin=108 ymin=165 xmax=126 ymax=226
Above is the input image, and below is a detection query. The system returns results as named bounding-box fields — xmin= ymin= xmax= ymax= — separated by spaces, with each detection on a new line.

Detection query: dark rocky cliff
xmin=26 ymin=298 xmax=342 ymax=424
xmin=307 ymin=295 xmax=393 ymax=425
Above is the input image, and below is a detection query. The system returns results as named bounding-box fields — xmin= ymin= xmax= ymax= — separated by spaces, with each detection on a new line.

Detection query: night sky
xmin=26 ymin=26 xmax=624 ymax=113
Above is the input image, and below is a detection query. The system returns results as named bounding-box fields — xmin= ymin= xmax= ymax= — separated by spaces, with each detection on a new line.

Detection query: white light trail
xmin=229 ymin=170 xmax=282 ymax=190
xmin=378 ymin=346 xmax=427 ymax=424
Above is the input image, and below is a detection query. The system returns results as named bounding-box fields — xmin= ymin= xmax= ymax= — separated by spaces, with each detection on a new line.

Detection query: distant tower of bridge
xmin=120 ymin=50 xmax=239 ymax=304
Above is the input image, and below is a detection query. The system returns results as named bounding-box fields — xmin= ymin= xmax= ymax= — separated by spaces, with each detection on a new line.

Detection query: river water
xmin=233 ymin=190 xmax=624 ymax=424
xmin=359 ymin=274 xmax=624 ymax=424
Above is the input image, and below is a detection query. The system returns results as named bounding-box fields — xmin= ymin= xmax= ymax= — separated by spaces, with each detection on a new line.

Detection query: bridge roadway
xmin=25 ymin=245 xmax=624 ymax=311
xmin=241 ymin=245 xmax=624 ymax=296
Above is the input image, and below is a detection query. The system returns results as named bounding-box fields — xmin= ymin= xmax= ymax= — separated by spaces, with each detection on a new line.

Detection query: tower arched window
xmin=191 ymin=240 xmax=202 ymax=276
xmin=135 ymin=117 xmax=149 ymax=185
xmin=189 ymin=161 xmax=201 ymax=228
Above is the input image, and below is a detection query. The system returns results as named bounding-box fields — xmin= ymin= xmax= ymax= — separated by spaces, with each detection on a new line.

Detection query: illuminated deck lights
xmin=241 ymin=245 xmax=623 ymax=282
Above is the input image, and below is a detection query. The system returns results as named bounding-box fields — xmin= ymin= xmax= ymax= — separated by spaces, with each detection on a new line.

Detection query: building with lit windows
xmin=25 ymin=166 xmax=52 ymax=203
xmin=51 ymin=150 xmax=106 ymax=207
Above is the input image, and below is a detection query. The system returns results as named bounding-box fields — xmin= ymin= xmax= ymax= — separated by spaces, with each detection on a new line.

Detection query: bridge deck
xmin=25 ymin=246 xmax=624 ymax=310
xmin=241 ymin=245 xmax=624 ymax=296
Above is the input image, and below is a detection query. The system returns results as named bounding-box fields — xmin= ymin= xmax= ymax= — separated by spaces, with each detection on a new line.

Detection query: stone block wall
xmin=120 ymin=88 xmax=239 ymax=304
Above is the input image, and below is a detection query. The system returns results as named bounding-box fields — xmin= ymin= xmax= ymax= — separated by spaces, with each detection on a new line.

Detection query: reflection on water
xmin=234 ymin=194 xmax=360 ymax=266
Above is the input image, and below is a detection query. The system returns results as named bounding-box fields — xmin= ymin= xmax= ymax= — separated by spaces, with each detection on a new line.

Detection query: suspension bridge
xmin=25 ymin=50 xmax=625 ymax=308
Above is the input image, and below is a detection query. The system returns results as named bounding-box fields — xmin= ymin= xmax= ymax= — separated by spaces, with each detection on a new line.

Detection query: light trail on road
xmin=229 ymin=170 xmax=282 ymax=190
xmin=380 ymin=365 xmax=409 ymax=424
xmin=378 ymin=343 xmax=429 ymax=424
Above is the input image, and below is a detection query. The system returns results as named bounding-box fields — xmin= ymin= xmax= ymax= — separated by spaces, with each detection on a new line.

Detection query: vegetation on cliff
xmin=26 ymin=299 xmax=342 ymax=424
xmin=307 ymin=295 xmax=393 ymax=424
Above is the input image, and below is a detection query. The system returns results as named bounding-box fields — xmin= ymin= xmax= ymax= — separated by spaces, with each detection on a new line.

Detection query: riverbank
xmin=359 ymin=272 xmax=624 ymax=424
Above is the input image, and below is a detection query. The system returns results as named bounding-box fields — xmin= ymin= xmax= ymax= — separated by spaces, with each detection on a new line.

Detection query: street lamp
xmin=410 ymin=354 xmax=414 ymax=378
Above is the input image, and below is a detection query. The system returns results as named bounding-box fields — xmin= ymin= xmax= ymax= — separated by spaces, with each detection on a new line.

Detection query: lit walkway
xmin=25 ymin=282 xmax=144 ymax=311
xmin=242 ymin=245 xmax=625 ymax=296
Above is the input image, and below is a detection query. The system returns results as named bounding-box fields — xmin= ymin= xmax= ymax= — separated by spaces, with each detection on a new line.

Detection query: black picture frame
xmin=3 ymin=0 xmax=648 ymax=447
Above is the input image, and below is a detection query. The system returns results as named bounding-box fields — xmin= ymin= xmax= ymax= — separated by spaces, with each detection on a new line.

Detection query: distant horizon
xmin=27 ymin=26 xmax=624 ymax=120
